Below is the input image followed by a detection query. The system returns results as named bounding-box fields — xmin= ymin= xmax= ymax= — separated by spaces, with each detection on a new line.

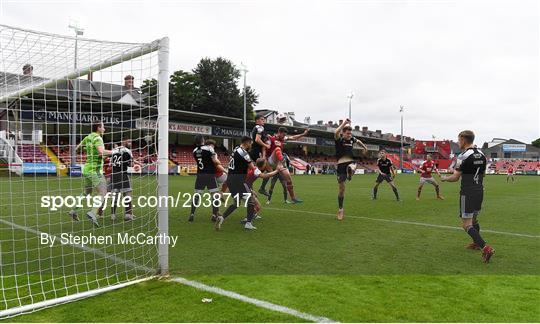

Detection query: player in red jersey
xmin=507 ymin=165 xmax=515 ymax=183
xmin=416 ymin=154 xmax=444 ymax=200
xmin=242 ymin=158 xmax=283 ymax=225
xmin=262 ymin=126 xmax=309 ymax=204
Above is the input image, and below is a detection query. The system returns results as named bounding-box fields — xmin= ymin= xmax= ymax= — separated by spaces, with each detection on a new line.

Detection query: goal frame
xmin=0 ymin=33 xmax=169 ymax=318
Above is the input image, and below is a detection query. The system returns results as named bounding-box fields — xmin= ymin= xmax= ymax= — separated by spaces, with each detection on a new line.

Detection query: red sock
xmin=276 ymin=148 xmax=283 ymax=162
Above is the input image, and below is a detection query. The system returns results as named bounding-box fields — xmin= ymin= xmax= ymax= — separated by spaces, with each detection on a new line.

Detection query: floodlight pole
xmin=400 ymin=105 xmax=404 ymax=172
xmin=347 ymin=92 xmax=354 ymax=122
xmin=68 ymin=22 xmax=83 ymax=169
xmin=241 ymin=63 xmax=248 ymax=135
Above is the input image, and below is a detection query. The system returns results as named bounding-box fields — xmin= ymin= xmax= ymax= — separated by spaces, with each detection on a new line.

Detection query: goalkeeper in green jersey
xmin=69 ymin=122 xmax=113 ymax=227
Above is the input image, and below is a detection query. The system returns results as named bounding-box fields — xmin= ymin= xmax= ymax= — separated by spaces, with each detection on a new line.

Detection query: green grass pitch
xmin=1 ymin=173 xmax=539 ymax=322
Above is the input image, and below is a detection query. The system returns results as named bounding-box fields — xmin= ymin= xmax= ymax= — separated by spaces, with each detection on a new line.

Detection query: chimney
xmin=124 ymin=75 xmax=134 ymax=89
xmin=317 ymin=120 xmax=323 ymax=125
xmin=328 ymin=121 xmax=333 ymax=126
xmin=362 ymin=126 xmax=368 ymax=133
xmin=338 ymin=119 xmax=343 ymax=125
xmin=22 ymin=64 xmax=33 ymax=76
xmin=88 ymin=71 xmax=93 ymax=81
xmin=354 ymin=126 xmax=360 ymax=131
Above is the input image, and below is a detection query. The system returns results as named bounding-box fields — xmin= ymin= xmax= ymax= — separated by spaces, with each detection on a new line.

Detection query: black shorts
xmin=249 ymin=148 xmax=262 ymax=162
xmin=194 ymin=174 xmax=218 ymax=192
xmin=110 ymin=174 xmax=131 ymax=193
xmin=336 ymin=161 xmax=354 ymax=183
xmin=226 ymin=174 xmax=249 ymax=195
xmin=459 ymin=190 xmax=484 ymax=218
xmin=376 ymin=173 xmax=393 ymax=183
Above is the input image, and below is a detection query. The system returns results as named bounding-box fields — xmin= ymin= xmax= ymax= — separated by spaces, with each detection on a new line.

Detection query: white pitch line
xmin=1 ymin=219 xmax=336 ymax=322
xmin=265 ymin=207 xmax=540 ymax=238
xmin=171 ymin=277 xmax=336 ymax=323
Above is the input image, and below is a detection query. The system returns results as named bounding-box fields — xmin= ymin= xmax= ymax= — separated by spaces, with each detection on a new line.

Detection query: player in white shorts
xmin=417 ymin=154 xmax=444 ymax=200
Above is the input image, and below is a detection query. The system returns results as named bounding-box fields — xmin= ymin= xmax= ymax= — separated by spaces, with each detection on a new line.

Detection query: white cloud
xmin=2 ymin=0 xmax=538 ymax=144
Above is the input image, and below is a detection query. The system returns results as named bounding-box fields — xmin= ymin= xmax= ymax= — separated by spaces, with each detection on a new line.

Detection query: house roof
xmin=1 ymin=71 xmax=145 ymax=105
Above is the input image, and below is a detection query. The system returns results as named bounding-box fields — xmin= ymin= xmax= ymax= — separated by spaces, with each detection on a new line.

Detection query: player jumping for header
xmin=69 ymin=122 xmax=113 ymax=227
xmin=416 ymin=154 xmax=444 ymax=200
xmin=334 ymin=118 xmax=368 ymax=220
xmin=372 ymin=150 xmax=400 ymax=201
xmin=441 ymin=130 xmax=494 ymax=263
xmin=263 ymin=127 xmax=308 ymax=204
xmin=189 ymin=135 xmax=227 ymax=222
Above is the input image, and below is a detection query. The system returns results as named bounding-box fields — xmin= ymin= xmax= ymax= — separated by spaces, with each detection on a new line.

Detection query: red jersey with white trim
xmin=508 ymin=166 xmax=514 ymax=174
xmin=420 ymin=160 xmax=436 ymax=178
xmin=245 ymin=167 xmax=262 ymax=188
xmin=266 ymin=135 xmax=285 ymax=156
xmin=215 ymin=167 xmax=224 ymax=177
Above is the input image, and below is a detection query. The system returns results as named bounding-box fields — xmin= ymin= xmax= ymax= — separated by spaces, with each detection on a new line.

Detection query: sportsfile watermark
xmin=40 ymin=192 xmax=252 ymax=211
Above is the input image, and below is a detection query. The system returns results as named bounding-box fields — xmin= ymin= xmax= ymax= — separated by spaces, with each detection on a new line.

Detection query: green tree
xmin=169 ymin=70 xmax=201 ymax=111
xmin=140 ymin=78 xmax=157 ymax=107
xmin=532 ymin=138 xmax=540 ymax=148
xmin=142 ymin=57 xmax=259 ymax=119
xmin=193 ymin=57 xmax=258 ymax=119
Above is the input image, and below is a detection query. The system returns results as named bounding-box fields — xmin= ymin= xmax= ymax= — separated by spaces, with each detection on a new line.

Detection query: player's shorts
xmin=84 ymin=173 xmax=106 ymax=190
xmin=336 ymin=161 xmax=355 ymax=183
xmin=110 ymin=174 xmax=132 ymax=193
xmin=376 ymin=173 xmax=393 ymax=183
xmin=226 ymin=174 xmax=249 ymax=196
xmin=419 ymin=177 xmax=438 ymax=186
xmin=194 ymin=174 xmax=218 ymax=192
xmin=249 ymin=148 xmax=262 ymax=162
xmin=268 ymin=153 xmax=277 ymax=168
xmin=459 ymin=191 xmax=484 ymax=218
xmin=216 ymin=173 xmax=227 ymax=186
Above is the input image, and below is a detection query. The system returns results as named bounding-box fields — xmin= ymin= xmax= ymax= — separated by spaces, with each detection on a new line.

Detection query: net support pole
xmin=157 ymin=37 xmax=170 ymax=275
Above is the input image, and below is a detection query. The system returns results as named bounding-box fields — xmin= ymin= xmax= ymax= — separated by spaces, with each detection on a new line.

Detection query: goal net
xmin=0 ymin=25 xmax=169 ymax=318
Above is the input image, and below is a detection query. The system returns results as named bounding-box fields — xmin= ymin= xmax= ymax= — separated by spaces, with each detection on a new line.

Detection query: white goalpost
xmin=0 ymin=25 xmax=169 ymax=318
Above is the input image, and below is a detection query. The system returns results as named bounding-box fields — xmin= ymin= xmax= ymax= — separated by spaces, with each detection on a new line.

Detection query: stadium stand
xmin=16 ymin=144 xmax=49 ymax=163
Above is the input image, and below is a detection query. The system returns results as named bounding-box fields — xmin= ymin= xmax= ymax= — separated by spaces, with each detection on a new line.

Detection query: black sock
xmin=111 ymin=193 xmax=118 ymax=215
xmin=435 ymin=185 xmax=440 ymax=196
xmin=190 ymin=194 xmax=200 ymax=215
xmin=473 ymin=221 xmax=480 ymax=233
xmin=417 ymin=189 xmax=421 ymax=198
xmin=338 ymin=195 xmax=344 ymax=209
xmin=373 ymin=187 xmax=378 ymax=198
xmin=392 ymin=187 xmax=400 ymax=200
xmin=466 ymin=225 xmax=486 ymax=248
xmin=222 ymin=203 xmax=237 ymax=219
xmin=212 ymin=205 xmax=219 ymax=216
xmin=246 ymin=200 xmax=255 ymax=222
xmin=260 ymin=178 xmax=269 ymax=191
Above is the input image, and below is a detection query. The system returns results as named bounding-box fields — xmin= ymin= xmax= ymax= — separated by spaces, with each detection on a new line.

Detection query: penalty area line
xmin=0 ymin=219 xmax=337 ymax=322
xmin=266 ymin=207 xmax=540 ymax=238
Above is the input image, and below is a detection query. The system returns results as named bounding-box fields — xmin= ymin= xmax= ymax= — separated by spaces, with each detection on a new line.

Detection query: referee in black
xmin=442 ymin=130 xmax=494 ymax=263
xmin=334 ymin=118 xmax=367 ymax=220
